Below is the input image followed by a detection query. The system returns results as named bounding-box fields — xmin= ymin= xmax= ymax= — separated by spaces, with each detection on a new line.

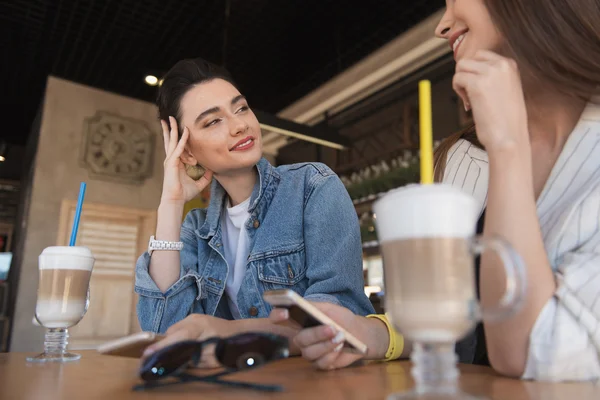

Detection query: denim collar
xmin=196 ymin=157 xmax=278 ymax=239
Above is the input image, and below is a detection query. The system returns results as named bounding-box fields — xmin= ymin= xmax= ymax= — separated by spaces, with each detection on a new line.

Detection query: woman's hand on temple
xmin=453 ymin=50 xmax=530 ymax=153
xmin=160 ymin=116 xmax=213 ymax=205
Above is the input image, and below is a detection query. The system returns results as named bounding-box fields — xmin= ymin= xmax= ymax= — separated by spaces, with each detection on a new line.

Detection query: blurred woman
xmin=278 ymin=0 xmax=600 ymax=381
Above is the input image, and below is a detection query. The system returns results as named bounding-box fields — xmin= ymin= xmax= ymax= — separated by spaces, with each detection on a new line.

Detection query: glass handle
xmin=471 ymin=235 xmax=527 ymax=322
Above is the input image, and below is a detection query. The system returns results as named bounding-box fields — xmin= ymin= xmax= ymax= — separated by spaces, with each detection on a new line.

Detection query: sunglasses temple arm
xmin=179 ymin=372 xmax=283 ymax=392
xmin=132 ymin=378 xmax=183 ymax=392
xmin=130 ymin=372 xmax=229 ymax=393
xmin=210 ymin=378 xmax=282 ymax=392
xmin=133 ymin=371 xmax=282 ymax=393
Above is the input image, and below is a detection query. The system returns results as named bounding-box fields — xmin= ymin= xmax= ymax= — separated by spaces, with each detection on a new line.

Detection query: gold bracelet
xmin=366 ymin=314 xmax=404 ymax=361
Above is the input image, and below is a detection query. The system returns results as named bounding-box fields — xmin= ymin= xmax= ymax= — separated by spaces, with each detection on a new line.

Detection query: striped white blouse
xmin=443 ymin=99 xmax=600 ymax=382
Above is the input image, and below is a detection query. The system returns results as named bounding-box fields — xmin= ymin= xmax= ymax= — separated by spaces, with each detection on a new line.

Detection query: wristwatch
xmin=147 ymin=236 xmax=184 ymax=256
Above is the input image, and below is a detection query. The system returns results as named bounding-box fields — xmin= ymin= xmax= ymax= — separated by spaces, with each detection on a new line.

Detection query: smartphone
xmin=263 ymin=289 xmax=368 ymax=355
xmin=97 ymin=332 xmax=165 ymax=358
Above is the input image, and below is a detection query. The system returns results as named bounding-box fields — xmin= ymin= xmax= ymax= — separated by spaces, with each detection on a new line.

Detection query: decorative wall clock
xmin=81 ymin=112 xmax=155 ymax=185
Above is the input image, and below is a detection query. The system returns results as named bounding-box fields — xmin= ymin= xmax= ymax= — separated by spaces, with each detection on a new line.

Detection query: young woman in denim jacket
xmin=135 ymin=58 xmax=373 ymax=360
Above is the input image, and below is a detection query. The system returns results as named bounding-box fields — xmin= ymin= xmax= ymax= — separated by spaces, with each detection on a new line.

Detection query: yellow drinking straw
xmin=418 ymin=80 xmax=434 ymax=185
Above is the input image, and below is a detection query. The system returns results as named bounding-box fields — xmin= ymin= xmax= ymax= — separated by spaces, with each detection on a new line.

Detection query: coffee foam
xmin=39 ymin=246 xmax=95 ymax=271
xmin=373 ymin=184 xmax=478 ymax=242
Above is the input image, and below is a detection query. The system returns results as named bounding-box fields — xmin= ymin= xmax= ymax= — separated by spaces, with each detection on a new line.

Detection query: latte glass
xmin=374 ymin=184 xmax=527 ymax=400
xmin=27 ymin=246 xmax=95 ymax=363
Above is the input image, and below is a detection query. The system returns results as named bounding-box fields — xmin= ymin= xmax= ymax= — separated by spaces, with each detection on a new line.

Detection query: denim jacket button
xmin=253 ymin=220 xmax=260 ymax=229
xmin=249 ymin=306 xmax=259 ymax=317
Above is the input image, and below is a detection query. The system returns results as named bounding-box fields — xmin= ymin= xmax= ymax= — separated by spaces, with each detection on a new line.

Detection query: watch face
xmin=82 ymin=112 xmax=155 ymax=184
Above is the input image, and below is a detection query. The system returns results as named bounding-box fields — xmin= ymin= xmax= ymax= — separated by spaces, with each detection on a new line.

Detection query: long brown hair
xmin=434 ymin=0 xmax=600 ymax=182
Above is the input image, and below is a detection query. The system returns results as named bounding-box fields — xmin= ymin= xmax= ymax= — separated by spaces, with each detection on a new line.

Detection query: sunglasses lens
xmin=140 ymin=342 xmax=199 ymax=381
xmin=215 ymin=333 xmax=288 ymax=370
xmin=235 ymin=352 xmax=267 ymax=370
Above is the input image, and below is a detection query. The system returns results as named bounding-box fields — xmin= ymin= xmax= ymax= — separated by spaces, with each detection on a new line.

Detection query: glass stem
xmin=411 ymin=342 xmax=459 ymax=395
xmin=44 ymin=328 xmax=69 ymax=355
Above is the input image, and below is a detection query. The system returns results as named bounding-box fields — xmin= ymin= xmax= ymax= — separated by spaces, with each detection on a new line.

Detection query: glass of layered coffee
xmin=373 ymin=184 xmax=527 ymax=400
xmin=27 ymin=246 xmax=95 ymax=363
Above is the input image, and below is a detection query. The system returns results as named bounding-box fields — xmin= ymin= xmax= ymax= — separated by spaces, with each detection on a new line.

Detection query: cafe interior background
xmin=0 ymin=0 xmax=473 ymax=353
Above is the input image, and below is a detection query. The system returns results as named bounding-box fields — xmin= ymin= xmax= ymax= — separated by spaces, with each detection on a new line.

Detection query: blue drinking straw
xmin=69 ymin=182 xmax=87 ymax=246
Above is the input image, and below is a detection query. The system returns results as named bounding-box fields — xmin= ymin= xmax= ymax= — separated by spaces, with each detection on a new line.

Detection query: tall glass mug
xmin=373 ymin=184 xmax=527 ymax=400
xmin=27 ymin=246 xmax=95 ymax=363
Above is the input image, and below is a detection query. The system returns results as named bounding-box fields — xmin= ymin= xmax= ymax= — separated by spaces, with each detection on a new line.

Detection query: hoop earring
xmin=185 ymin=164 xmax=206 ymax=181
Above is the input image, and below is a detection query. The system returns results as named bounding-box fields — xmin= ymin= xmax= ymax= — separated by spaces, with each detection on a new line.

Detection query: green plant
xmin=346 ymin=160 xmax=420 ymax=201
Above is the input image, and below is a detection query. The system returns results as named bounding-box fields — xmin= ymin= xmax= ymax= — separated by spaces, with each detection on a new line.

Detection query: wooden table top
xmin=1 ymin=351 xmax=598 ymax=400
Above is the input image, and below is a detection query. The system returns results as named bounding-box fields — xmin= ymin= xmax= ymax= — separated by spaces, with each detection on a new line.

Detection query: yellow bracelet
xmin=366 ymin=314 xmax=404 ymax=361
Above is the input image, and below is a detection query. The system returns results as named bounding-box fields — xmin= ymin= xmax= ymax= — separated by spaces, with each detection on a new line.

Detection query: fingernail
xmin=464 ymin=104 xmax=469 ymax=112
xmin=325 ymin=325 xmax=337 ymax=337
xmin=143 ymin=347 xmax=155 ymax=357
xmin=334 ymin=342 xmax=344 ymax=352
xmin=331 ymin=331 xmax=345 ymax=345
xmin=280 ymin=309 xmax=289 ymax=320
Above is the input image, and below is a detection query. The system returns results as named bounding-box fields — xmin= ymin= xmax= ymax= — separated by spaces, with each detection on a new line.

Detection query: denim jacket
xmin=135 ymin=158 xmax=374 ymax=333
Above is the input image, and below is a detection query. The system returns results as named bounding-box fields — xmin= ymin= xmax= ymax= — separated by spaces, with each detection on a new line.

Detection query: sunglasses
xmin=133 ymin=332 xmax=289 ymax=392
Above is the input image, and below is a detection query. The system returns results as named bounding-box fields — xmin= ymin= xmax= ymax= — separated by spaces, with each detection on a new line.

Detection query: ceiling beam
xmin=253 ymin=109 xmax=349 ymax=150
xmin=277 ymin=9 xmax=449 ymax=126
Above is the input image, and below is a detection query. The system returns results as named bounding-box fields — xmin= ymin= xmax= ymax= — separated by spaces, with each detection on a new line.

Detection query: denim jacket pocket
xmin=256 ymin=245 xmax=309 ymax=293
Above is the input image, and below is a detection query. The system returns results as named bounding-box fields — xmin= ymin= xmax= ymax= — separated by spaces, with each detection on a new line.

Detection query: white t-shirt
xmin=220 ymin=197 xmax=251 ymax=320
